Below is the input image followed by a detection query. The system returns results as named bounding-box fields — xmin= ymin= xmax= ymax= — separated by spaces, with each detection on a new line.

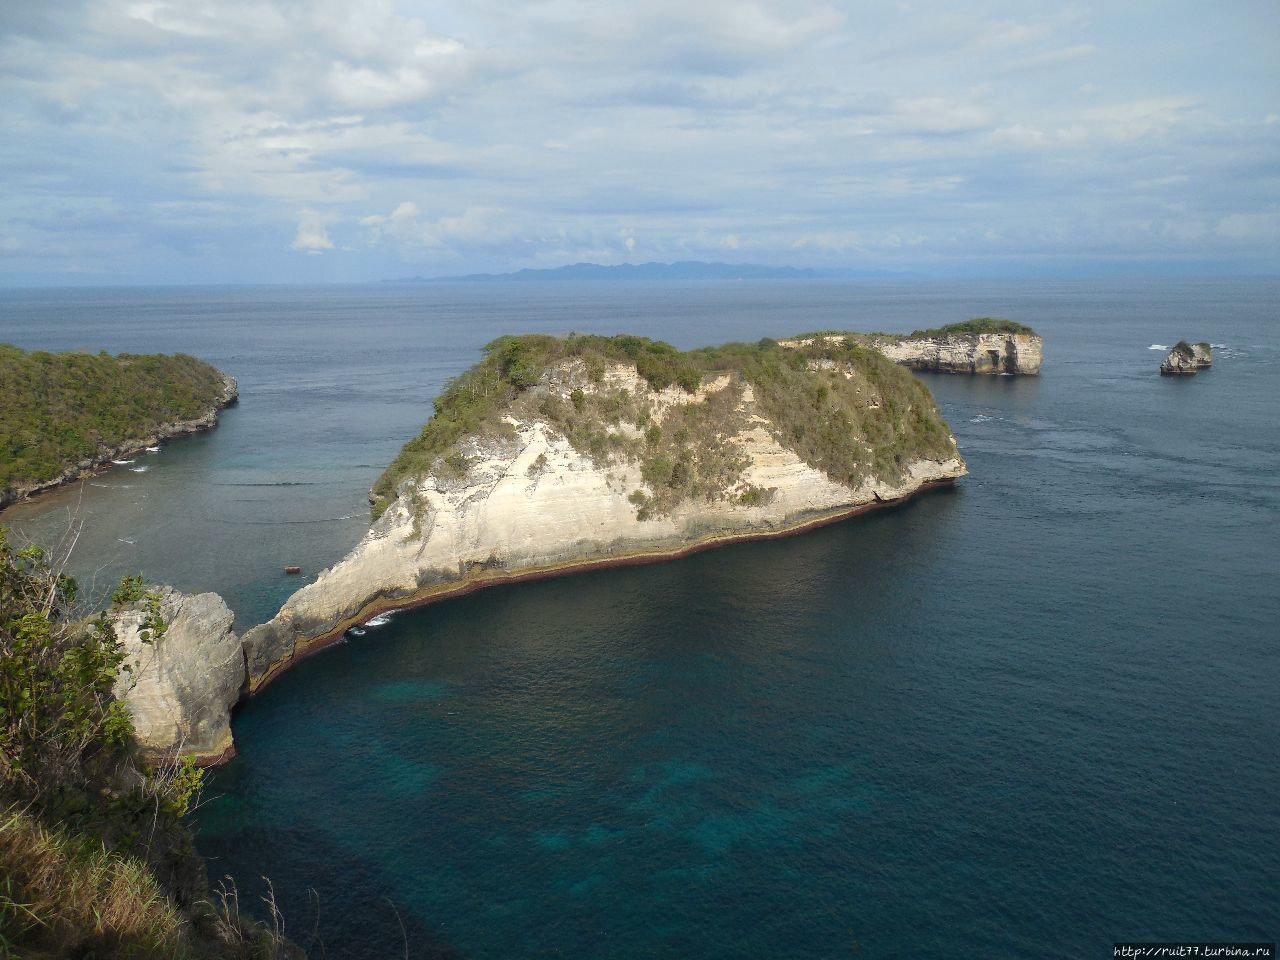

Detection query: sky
xmin=1 ymin=0 xmax=1277 ymax=285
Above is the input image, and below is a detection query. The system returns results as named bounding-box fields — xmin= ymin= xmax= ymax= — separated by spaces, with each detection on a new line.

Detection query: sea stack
xmin=1160 ymin=341 xmax=1212 ymax=376
xmin=241 ymin=333 xmax=967 ymax=697
xmin=110 ymin=586 xmax=246 ymax=765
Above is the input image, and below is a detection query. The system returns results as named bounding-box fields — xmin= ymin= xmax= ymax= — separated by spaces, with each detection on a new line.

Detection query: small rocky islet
xmin=1160 ymin=340 xmax=1213 ymax=375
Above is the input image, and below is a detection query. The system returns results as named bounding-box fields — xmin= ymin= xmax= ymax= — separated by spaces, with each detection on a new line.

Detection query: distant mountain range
xmin=389 ymin=261 xmax=830 ymax=283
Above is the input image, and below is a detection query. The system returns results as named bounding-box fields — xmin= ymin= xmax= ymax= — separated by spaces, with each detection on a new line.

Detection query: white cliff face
xmin=111 ymin=587 xmax=244 ymax=764
xmin=869 ymin=333 xmax=1043 ymax=375
xmin=778 ymin=332 xmax=1042 ymax=375
xmin=243 ymin=366 xmax=966 ymax=692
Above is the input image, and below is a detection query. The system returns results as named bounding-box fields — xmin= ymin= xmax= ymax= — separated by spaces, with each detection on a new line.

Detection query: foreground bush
xmin=0 ymin=529 xmax=300 ymax=959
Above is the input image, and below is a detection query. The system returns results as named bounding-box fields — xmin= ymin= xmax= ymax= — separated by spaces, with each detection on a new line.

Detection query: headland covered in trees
xmin=0 ymin=344 xmax=238 ymax=511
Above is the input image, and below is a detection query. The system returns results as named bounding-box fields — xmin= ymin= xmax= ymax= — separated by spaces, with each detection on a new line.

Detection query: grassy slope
xmin=371 ymin=333 xmax=957 ymax=519
xmin=0 ymin=345 xmax=229 ymax=493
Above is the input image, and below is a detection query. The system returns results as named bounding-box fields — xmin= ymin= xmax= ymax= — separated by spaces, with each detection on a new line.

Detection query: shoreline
xmin=0 ymin=375 xmax=238 ymax=516
xmin=243 ymin=475 xmax=958 ymax=700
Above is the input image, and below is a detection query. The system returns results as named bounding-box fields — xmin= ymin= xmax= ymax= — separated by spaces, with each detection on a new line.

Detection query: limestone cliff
xmin=866 ymin=331 xmax=1042 ymax=375
xmin=111 ymin=587 xmax=245 ymax=765
xmin=242 ymin=333 xmax=966 ymax=694
xmin=782 ymin=319 xmax=1043 ymax=375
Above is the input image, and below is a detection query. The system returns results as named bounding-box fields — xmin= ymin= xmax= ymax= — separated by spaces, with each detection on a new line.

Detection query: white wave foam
xmin=1148 ymin=344 xmax=1169 ymax=351
xmin=129 ymin=465 xmax=149 ymax=473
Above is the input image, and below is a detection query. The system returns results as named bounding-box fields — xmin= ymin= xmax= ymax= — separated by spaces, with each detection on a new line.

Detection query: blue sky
xmin=1 ymin=0 xmax=1277 ymax=284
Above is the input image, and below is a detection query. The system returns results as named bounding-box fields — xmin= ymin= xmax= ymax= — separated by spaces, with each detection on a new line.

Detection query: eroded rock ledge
xmin=781 ymin=320 xmax=1044 ymax=375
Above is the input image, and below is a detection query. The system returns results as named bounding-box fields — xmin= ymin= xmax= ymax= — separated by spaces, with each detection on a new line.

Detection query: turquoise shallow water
xmin=2 ymin=279 xmax=1278 ymax=957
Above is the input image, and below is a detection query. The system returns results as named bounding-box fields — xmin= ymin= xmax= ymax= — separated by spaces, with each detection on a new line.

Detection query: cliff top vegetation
xmin=796 ymin=319 xmax=1037 ymax=343
xmin=0 ymin=344 xmax=230 ymax=499
xmin=371 ymin=332 xmax=958 ymax=519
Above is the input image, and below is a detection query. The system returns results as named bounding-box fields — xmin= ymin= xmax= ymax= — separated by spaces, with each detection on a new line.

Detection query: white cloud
xmin=1 ymin=0 xmax=1278 ymax=280
xmin=290 ymin=209 xmax=335 ymax=253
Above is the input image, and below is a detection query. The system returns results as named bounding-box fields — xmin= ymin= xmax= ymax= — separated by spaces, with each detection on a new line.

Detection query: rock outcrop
xmin=242 ymin=335 xmax=967 ymax=695
xmin=780 ymin=321 xmax=1043 ymax=375
xmin=866 ymin=331 xmax=1042 ymax=375
xmin=111 ymin=587 xmax=245 ymax=765
xmin=1160 ymin=341 xmax=1212 ymax=375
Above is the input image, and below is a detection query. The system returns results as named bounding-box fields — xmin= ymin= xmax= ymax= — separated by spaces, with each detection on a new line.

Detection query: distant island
xmin=0 ymin=344 xmax=237 ymax=510
xmin=391 ymin=260 xmax=835 ymax=283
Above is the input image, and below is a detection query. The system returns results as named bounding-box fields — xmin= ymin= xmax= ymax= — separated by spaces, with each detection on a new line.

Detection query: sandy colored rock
xmin=111 ymin=586 xmax=245 ymax=764
xmin=868 ymin=332 xmax=1043 ymax=375
xmin=244 ymin=363 xmax=967 ymax=693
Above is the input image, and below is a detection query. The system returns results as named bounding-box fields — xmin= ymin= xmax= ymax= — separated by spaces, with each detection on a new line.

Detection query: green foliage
xmin=0 ymin=344 xmax=229 ymax=495
xmin=112 ymin=574 xmax=147 ymax=605
xmin=904 ymin=317 xmax=1035 ymax=339
xmin=801 ymin=318 xmax=1036 ymax=343
xmin=1173 ymin=340 xmax=1195 ymax=359
xmin=0 ymin=530 xmax=130 ymax=794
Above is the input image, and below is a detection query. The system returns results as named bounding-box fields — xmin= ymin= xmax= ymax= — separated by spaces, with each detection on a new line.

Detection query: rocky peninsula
xmin=1160 ymin=341 xmax=1212 ymax=375
xmin=240 ymin=333 xmax=966 ymax=699
xmin=782 ymin=319 xmax=1043 ymax=375
xmin=0 ymin=345 xmax=238 ymax=511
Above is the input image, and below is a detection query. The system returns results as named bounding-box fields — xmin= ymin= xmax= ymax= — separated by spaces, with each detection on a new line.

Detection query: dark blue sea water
xmin=2 ymin=279 xmax=1278 ymax=958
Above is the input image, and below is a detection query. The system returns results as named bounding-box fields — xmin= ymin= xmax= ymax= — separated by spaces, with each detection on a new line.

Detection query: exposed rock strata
xmin=242 ymin=362 xmax=966 ymax=695
xmin=868 ymin=332 xmax=1042 ymax=375
xmin=781 ymin=333 xmax=1043 ymax=375
xmin=0 ymin=374 xmax=238 ymax=512
xmin=111 ymin=586 xmax=245 ymax=765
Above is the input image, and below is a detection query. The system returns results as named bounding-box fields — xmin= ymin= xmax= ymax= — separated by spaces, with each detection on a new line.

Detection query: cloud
xmin=290 ymin=208 xmax=335 ymax=253
xmin=1 ymin=0 xmax=1278 ymax=281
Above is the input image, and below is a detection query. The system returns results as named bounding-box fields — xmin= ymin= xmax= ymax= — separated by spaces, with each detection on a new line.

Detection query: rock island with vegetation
xmin=781 ymin=318 xmax=1043 ymax=375
xmin=0 ymin=345 xmax=238 ymax=511
xmin=243 ymin=332 xmax=967 ymax=694
xmin=1160 ymin=340 xmax=1212 ymax=375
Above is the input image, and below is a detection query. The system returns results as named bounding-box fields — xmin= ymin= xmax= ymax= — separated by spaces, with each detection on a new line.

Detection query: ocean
xmin=2 ymin=278 xmax=1277 ymax=958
